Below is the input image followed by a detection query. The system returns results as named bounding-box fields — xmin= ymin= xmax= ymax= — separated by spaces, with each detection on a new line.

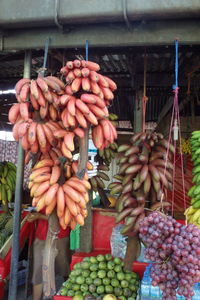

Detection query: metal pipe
xmin=8 ymin=50 xmax=32 ymax=300
xmin=1 ymin=0 xmax=200 ymax=29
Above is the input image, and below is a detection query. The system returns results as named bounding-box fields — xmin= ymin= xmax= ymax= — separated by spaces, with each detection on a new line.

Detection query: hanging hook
xmin=38 ymin=37 xmax=51 ymax=77
xmin=85 ymin=40 xmax=89 ymax=62
xmin=54 ymin=0 xmax=63 ymax=31
xmin=122 ymin=0 xmax=131 ymax=31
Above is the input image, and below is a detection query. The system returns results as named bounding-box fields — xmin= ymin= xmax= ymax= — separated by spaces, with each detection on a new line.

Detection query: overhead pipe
xmin=8 ymin=50 xmax=32 ymax=300
xmin=0 ymin=0 xmax=200 ymax=29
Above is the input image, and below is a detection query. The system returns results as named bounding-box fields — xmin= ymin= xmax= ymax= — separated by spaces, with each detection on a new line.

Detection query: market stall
xmin=0 ymin=2 xmax=200 ymax=299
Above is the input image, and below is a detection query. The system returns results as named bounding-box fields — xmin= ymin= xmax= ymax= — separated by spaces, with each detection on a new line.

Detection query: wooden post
xmin=42 ymin=210 xmax=59 ymax=298
xmin=79 ymin=190 xmax=93 ymax=253
xmin=124 ymin=86 xmax=143 ymax=270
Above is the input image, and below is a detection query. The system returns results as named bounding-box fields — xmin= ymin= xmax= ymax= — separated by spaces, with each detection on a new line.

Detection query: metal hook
xmin=54 ymin=0 xmax=63 ymax=31
xmin=122 ymin=0 xmax=131 ymax=31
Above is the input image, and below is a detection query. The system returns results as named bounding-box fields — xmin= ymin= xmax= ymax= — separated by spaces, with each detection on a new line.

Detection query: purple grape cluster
xmin=139 ymin=211 xmax=200 ymax=300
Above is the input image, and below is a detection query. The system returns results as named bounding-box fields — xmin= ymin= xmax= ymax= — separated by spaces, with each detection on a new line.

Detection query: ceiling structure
xmin=0 ymin=45 xmax=200 ymax=131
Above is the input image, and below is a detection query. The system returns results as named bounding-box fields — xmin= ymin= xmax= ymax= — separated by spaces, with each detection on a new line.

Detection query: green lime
xmin=123 ymin=287 xmax=132 ymax=297
xmin=74 ymin=269 xmax=82 ymax=276
xmin=90 ymin=256 xmax=97 ymax=264
xmin=125 ymin=273 xmax=132 ymax=281
xmin=117 ymin=272 xmax=125 ymax=281
xmin=113 ymin=257 xmax=122 ymax=265
xmin=102 ymin=277 xmax=111 ymax=285
xmin=70 ymin=276 xmax=76 ymax=283
xmin=72 ymin=284 xmax=80 ymax=291
xmin=107 ymin=270 xmax=115 ymax=278
xmin=131 ymin=292 xmax=137 ymax=297
xmin=131 ymin=272 xmax=138 ymax=279
xmin=114 ymin=265 xmax=122 ymax=273
xmin=99 ymin=261 xmax=107 ymax=270
xmin=80 ymin=284 xmax=88 ymax=293
xmin=74 ymin=263 xmax=81 ymax=269
xmin=81 ymin=261 xmax=90 ymax=270
xmin=127 ymin=297 xmax=135 ymax=300
xmin=96 ymin=254 xmax=105 ymax=262
xmin=74 ymin=291 xmax=83 ymax=296
xmin=105 ymin=285 xmax=114 ymax=293
xmin=76 ymin=276 xmax=85 ymax=285
xmin=111 ymin=278 xmax=120 ymax=287
xmin=89 ymin=284 xmax=96 ymax=293
xmin=63 ymin=280 xmax=72 ymax=289
xmin=114 ymin=287 xmax=123 ymax=296
xmin=60 ymin=287 xmax=67 ymax=296
xmin=90 ymin=263 xmax=98 ymax=272
xmin=121 ymin=280 xmax=129 ymax=288
xmin=83 ymin=257 xmax=90 ymax=262
xmin=107 ymin=261 xmax=115 ymax=270
xmin=94 ymin=278 xmax=102 ymax=286
xmin=70 ymin=270 xmax=77 ymax=277
xmin=105 ymin=254 xmax=112 ymax=261
xmin=73 ymin=294 xmax=84 ymax=300
xmin=129 ymin=279 xmax=136 ymax=285
xmin=130 ymin=285 xmax=137 ymax=292
xmin=82 ymin=270 xmax=90 ymax=278
xmin=97 ymin=270 xmax=106 ymax=279
xmin=96 ymin=285 xmax=105 ymax=294
xmin=90 ymin=271 xmax=97 ymax=279
xmin=67 ymin=290 xmax=75 ymax=296
xmin=119 ymin=296 xmax=126 ymax=300
xmin=85 ymin=277 xmax=93 ymax=285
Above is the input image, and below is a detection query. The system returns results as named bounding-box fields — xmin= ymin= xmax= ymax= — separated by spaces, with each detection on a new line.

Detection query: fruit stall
xmin=0 ymin=1 xmax=200 ymax=299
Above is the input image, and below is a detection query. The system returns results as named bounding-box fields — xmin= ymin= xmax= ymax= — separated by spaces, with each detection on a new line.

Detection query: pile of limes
xmin=60 ymin=254 xmax=140 ymax=299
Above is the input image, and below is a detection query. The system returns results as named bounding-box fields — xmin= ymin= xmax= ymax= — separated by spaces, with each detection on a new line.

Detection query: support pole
xmin=8 ymin=50 xmax=32 ymax=300
xmin=124 ymin=87 xmax=142 ymax=270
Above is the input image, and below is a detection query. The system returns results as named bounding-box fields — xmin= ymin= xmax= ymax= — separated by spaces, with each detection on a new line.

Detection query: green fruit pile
xmin=0 ymin=161 xmax=16 ymax=205
xmin=60 ymin=254 xmax=140 ymax=299
xmin=188 ymin=131 xmax=200 ymax=209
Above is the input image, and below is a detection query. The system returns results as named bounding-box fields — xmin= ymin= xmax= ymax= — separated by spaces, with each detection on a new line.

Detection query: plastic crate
xmin=54 ymin=296 xmax=71 ymax=300
xmin=17 ymin=260 xmax=28 ymax=286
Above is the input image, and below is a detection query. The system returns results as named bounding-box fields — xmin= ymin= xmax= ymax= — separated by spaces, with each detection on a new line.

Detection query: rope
xmin=161 ymin=40 xmax=186 ymax=214
xmin=142 ymin=52 xmax=148 ymax=132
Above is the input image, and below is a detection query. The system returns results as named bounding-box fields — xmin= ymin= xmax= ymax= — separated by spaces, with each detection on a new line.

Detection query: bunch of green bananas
xmin=0 ymin=161 xmax=16 ymax=205
xmin=184 ymin=206 xmax=200 ymax=228
xmin=188 ymin=131 xmax=200 ymax=209
xmin=98 ymin=113 xmax=119 ymax=166
xmin=90 ymin=164 xmax=110 ymax=191
xmin=179 ymin=138 xmax=191 ymax=155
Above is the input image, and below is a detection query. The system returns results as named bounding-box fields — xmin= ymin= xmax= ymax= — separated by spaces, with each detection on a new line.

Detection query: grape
xmin=139 ymin=212 xmax=200 ymax=299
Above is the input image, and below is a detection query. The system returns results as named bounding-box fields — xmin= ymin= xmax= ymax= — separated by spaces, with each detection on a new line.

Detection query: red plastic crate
xmin=54 ymin=296 xmax=71 ymax=300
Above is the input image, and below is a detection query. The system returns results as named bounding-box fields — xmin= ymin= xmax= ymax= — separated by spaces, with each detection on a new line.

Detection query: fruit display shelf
xmin=0 ymin=211 xmax=35 ymax=300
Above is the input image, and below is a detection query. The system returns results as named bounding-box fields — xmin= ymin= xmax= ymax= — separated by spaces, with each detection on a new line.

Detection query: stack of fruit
xmin=60 ymin=254 xmax=140 ymax=299
xmin=179 ymin=137 xmax=191 ymax=155
xmin=89 ymin=113 xmax=118 ymax=195
xmin=0 ymin=216 xmax=13 ymax=249
xmin=8 ymin=59 xmax=118 ymax=228
xmin=0 ymin=161 xmax=16 ymax=205
xmin=185 ymin=130 xmax=200 ymax=227
xmin=139 ymin=211 xmax=200 ymax=299
xmin=109 ymin=131 xmax=174 ymax=236
xmin=29 ymin=159 xmax=92 ymax=229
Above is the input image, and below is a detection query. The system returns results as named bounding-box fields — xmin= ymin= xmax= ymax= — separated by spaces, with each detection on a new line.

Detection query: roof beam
xmin=2 ymin=20 xmax=200 ymax=51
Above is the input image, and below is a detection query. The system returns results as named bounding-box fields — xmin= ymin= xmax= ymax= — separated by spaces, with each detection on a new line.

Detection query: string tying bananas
xmin=109 ymin=131 xmax=173 ymax=236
